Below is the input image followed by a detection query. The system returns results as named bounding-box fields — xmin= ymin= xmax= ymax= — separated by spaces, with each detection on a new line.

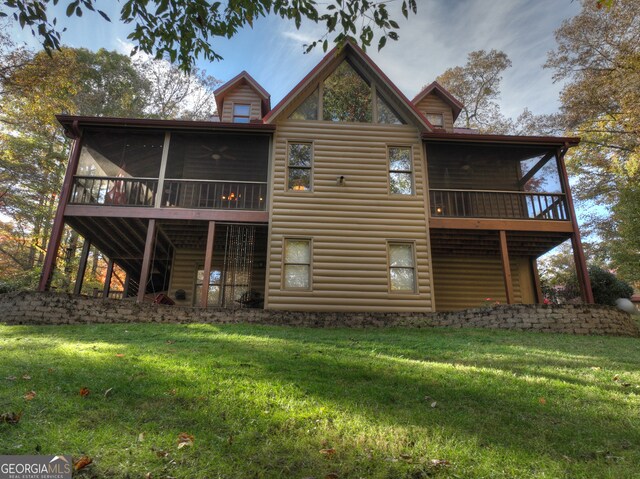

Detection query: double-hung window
xmin=233 ymin=104 xmax=251 ymax=123
xmin=283 ymin=238 xmax=311 ymax=290
xmin=389 ymin=146 xmax=414 ymax=195
xmin=287 ymin=143 xmax=312 ymax=191
xmin=388 ymin=242 xmax=416 ymax=293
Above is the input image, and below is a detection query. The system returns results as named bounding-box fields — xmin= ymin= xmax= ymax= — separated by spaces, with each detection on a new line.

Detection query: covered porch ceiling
xmin=430 ymin=229 xmax=570 ymax=257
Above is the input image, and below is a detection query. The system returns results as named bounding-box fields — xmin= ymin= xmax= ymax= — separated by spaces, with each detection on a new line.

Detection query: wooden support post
xmin=103 ymin=259 xmax=114 ymax=299
xmin=556 ymin=147 xmax=594 ymax=303
xmin=499 ymin=230 xmax=514 ymax=304
xmin=200 ymin=221 xmax=216 ymax=308
xmin=531 ymin=257 xmax=544 ymax=304
xmin=39 ymin=125 xmax=83 ymax=291
xmin=73 ymin=239 xmax=91 ymax=295
xmin=137 ymin=219 xmax=156 ymax=303
xmin=123 ymin=272 xmax=131 ymax=298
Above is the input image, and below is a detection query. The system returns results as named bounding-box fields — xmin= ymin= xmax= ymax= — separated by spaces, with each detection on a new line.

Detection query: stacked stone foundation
xmin=0 ymin=291 xmax=637 ymax=337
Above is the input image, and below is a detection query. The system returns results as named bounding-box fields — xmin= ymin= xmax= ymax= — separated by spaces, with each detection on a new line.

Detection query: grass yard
xmin=1 ymin=324 xmax=639 ymax=479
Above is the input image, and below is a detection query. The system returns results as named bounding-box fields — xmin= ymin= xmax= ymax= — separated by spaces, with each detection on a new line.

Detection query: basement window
xmin=388 ymin=242 xmax=416 ymax=293
xmin=283 ymin=238 xmax=311 ymax=290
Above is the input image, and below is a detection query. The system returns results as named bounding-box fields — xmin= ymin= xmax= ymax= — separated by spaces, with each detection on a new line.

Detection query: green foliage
xmin=322 ymin=61 xmax=372 ymax=122
xmin=2 ymin=324 xmax=640 ymax=478
xmin=1 ymin=0 xmax=418 ymax=72
xmin=546 ymin=0 xmax=640 ymax=283
xmin=587 ymin=265 xmax=634 ymax=306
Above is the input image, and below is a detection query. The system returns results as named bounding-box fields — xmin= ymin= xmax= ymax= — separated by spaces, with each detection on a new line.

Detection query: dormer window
xmin=426 ymin=113 xmax=444 ymax=128
xmin=233 ymin=104 xmax=251 ymax=123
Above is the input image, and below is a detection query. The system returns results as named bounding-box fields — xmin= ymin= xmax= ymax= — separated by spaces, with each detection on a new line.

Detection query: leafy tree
xmin=139 ymin=59 xmax=219 ymax=120
xmin=545 ymin=0 xmax=640 ymax=285
xmin=435 ymin=50 xmax=512 ymax=132
xmin=0 ymin=0 xmax=418 ymax=72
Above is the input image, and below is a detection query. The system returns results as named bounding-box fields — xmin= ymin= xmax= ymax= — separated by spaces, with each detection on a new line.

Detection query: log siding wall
xmin=220 ymin=85 xmax=263 ymax=122
xmin=432 ymin=255 xmax=536 ymax=311
xmin=267 ymin=120 xmax=433 ymax=312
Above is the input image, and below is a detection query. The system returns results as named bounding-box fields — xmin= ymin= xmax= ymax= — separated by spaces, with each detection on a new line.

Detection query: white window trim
xmin=388 ymin=145 xmax=415 ymax=196
xmin=282 ymin=237 xmax=313 ymax=291
xmin=387 ymin=241 xmax=418 ymax=294
xmin=232 ymin=103 xmax=251 ymax=123
xmin=286 ymin=141 xmax=314 ymax=192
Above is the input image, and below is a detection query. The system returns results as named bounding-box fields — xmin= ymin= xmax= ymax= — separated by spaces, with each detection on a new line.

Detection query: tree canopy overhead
xmin=1 ymin=0 xmax=418 ymax=72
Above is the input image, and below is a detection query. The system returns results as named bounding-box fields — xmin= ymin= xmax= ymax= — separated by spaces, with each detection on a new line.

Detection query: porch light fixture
xmin=434 ymin=205 xmax=444 ymax=215
xmin=336 ymin=175 xmax=346 ymax=186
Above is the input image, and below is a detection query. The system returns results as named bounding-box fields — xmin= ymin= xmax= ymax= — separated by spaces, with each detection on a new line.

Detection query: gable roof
xmin=213 ymin=70 xmax=271 ymax=118
xmin=412 ymin=81 xmax=464 ymax=122
xmin=263 ymin=40 xmax=434 ymax=131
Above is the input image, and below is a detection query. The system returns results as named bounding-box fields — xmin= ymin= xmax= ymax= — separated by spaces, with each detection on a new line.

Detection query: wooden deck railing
xmin=161 ymin=179 xmax=267 ymax=210
xmin=70 ymin=177 xmax=268 ymax=211
xmin=71 ymin=176 xmax=158 ymax=206
xmin=429 ymin=189 xmax=569 ymax=221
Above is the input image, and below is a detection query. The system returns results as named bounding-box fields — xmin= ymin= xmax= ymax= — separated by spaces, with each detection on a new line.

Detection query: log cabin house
xmin=38 ymin=41 xmax=594 ymax=312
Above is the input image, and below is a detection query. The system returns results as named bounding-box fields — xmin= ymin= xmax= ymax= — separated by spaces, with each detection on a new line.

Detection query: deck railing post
xmin=155 ymin=133 xmax=171 ymax=208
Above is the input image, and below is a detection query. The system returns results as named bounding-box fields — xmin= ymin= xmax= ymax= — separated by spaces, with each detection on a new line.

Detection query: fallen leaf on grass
xmin=166 ymin=340 xmax=175 ymax=344
xmin=151 ymin=447 xmax=169 ymax=457
xmin=430 ymin=401 xmax=438 ymax=408
xmin=23 ymin=391 xmax=36 ymax=401
xmin=613 ymin=374 xmax=620 ymax=381
xmin=320 ymin=448 xmax=336 ymax=457
xmin=539 ymin=397 xmax=547 ymax=405
xmin=104 ymin=388 xmax=113 ymax=397
xmin=177 ymin=432 xmax=194 ymax=449
xmin=73 ymin=456 xmax=92 ymax=471
xmin=325 ymin=474 xmax=339 ymax=479
xmin=115 ymin=353 xmax=125 ymax=358
xmin=138 ymin=433 xmax=145 ymax=442
xmin=621 ymin=382 xmax=632 ymax=387
xmin=0 ymin=411 xmax=22 ymax=424
xmin=167 ymin=389 xmax=177 ymax=396
xmin=430 ymin=459 xmax=451 ymax=468
xmin=79 ymin=387 xmax=90 ymax=397
xmin=144 ymin=473 xmax=152 ymax=479
xmin=399 ymin=454 xmax=412 ymax=460
xmin=22 ymin=374 xmax=31 ymax=380
xmin=5 ymin=376 xmax=16 ymax=381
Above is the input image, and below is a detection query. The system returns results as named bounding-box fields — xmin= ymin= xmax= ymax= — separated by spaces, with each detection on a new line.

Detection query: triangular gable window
xmin=289 ymin=60 xmax=406 ymax=125
xmin=322 ymin=61 xmax=372 ymax=122
xmin=290 ymin=88 xmax=319 ymax=120
xmin=377 ymin=96 xmax=403 ymax=125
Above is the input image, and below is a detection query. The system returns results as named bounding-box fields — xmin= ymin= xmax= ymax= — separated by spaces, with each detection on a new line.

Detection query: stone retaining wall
xmin=0 ymin=291 xmax=638 ymax=337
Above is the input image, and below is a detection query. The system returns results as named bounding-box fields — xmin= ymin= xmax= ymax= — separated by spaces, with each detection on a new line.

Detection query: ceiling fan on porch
xmin=196 ymin=144 xmax=237 ymax=162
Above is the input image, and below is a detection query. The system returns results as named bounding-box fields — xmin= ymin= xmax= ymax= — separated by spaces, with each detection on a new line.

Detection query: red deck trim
xmin=56 ymin=115 xmax=276 ymax=139
xmin=422 ymin=131 xmax=580 ymax=146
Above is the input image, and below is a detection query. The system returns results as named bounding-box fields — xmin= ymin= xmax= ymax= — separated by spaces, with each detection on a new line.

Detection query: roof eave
xmin=422 ymin=131 xmax=580 ymax=147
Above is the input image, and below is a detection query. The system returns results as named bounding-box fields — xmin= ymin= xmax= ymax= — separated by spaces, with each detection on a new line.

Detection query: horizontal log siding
xmin=415 ymin=95 xmax=454 ymax=132
xmin=432 ymin=255 xmax=536 ymax=311
xmin=267 ymin=120 xmax=433 ymax=312
xmin=168 ymin=249 xmax=206 ymax=306
xmin=220 ymin=85 xmax=263 ymax=122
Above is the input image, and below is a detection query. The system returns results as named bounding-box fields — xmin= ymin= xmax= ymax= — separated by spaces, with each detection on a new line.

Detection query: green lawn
xmin=1 ymin=324 xmax=639 ymax=479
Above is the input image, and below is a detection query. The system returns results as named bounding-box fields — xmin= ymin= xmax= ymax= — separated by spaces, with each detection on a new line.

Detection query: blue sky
xmin=6 ymin=0 xmax=580 ymax=119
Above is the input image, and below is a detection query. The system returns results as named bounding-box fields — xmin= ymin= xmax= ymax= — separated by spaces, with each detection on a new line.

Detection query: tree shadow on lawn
xmin=2 ymin=323 xmax=639 ymax=478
